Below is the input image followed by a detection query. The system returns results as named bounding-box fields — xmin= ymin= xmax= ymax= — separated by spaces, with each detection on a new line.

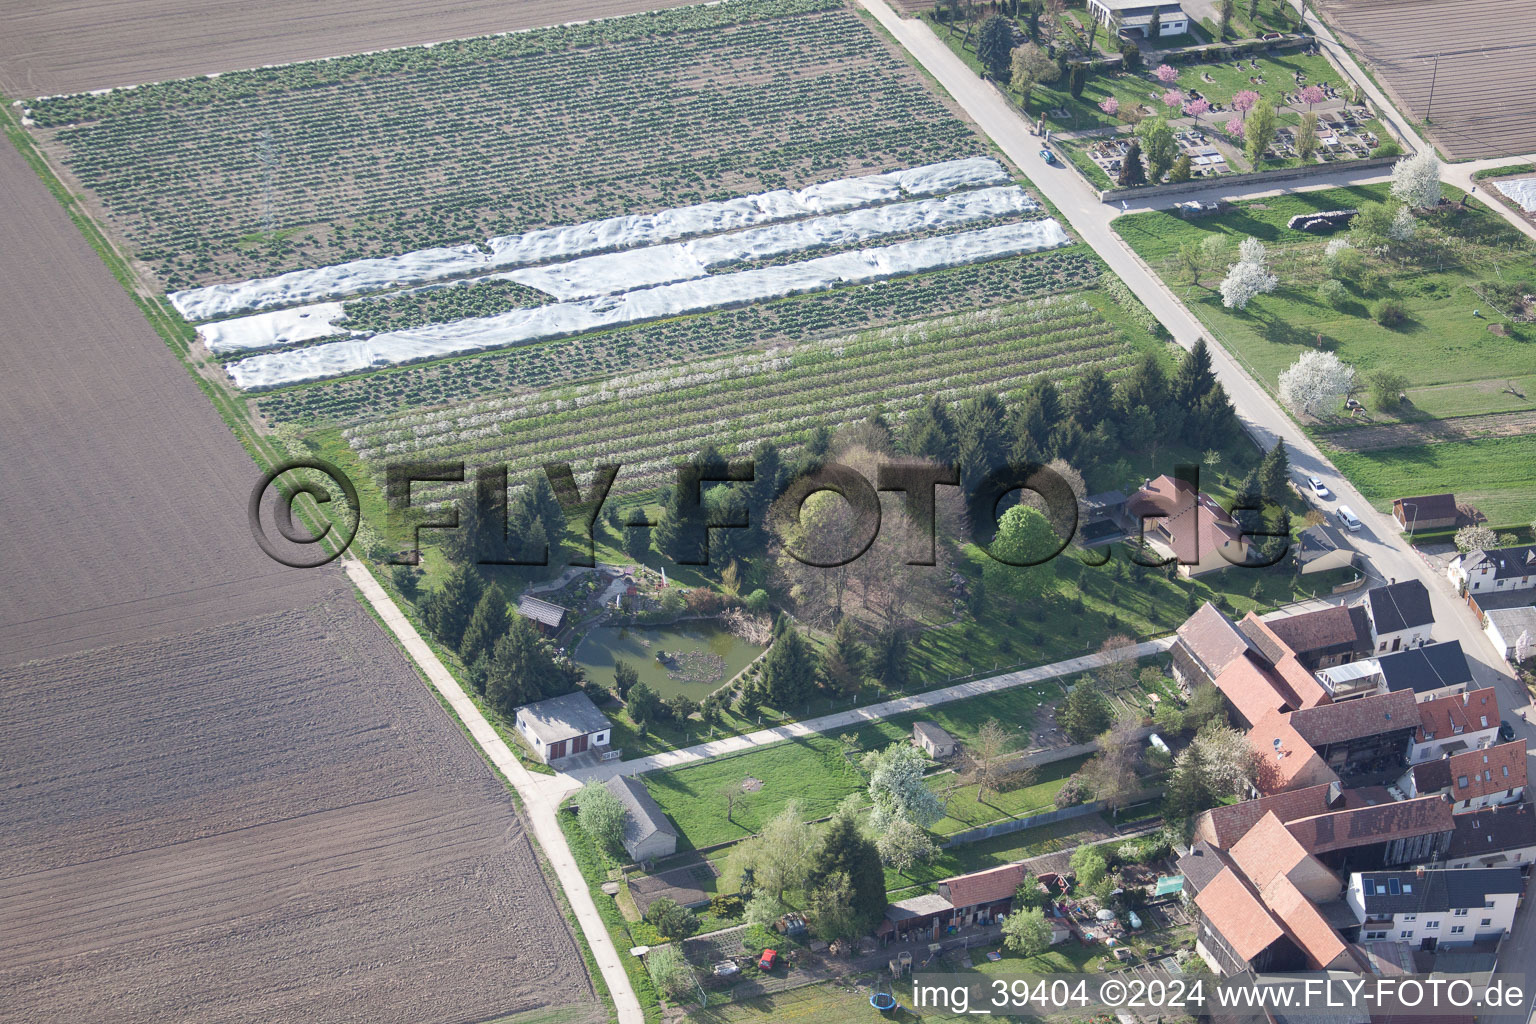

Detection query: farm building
xmin=517 ymin=594 xmax=570 ymax=635
xmin=1086 ymin=0 xmax=1189 ymax=37
xmin=878 ymin=893 xmax=954 ymax=944
xmin=1171 ymin=602 xmax=1254 ymax=690
xmin=1291 ymin=523 xmax=1358 ymax=577
xmin=1482 ymin=605 xmax=1536 ymax=660
xmin=603 ymin=776 xmax=678 ymax=862
xmin=1264 ymin=603 xmax=1373 ymax=672
xmin=1128 ymin=475 xmax=1250 ymax=578
xmin=1364 ymin=580 xmax=1434 ymax=653
xmin=913 ymin=722 xmax=957 ymax=758
xmin=1392 ymin=493 xmax=1459 ymax=533
xmin=515 ymin=691 xmax=613 ymax=765
xmin=937 ymin=862 xmax=1030 ymax=928
xmin=1448 ymin=544 xmax=1536 ymax=596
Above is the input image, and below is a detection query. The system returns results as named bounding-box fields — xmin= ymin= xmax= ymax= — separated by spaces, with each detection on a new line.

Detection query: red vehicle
xmin=757 ymin=949 xmax=778 ymax=971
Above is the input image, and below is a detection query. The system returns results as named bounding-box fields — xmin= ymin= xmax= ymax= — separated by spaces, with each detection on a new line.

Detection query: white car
xmin=1307 ymin=475 xmax=1331 ymax=499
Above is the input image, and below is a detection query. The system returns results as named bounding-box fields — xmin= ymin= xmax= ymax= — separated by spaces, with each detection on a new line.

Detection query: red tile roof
xmin=1250 ymin=709 xmax=1341 ymax=794
xmin=938 ymin=862 xmax=1026 ymax=910
xmin=1130 ymin=475 xmax=1248 ymax=566
xmin=1241 ymin=614 xmax=1330 ymax=709
xmin=1265 ymin=605 xmax=1371 ymax=658
xmin=1194 ymin=783 xmax=1340 ymax=849
xmin=1286 ymin=689 xmax=1421 ymax=747
xmin=1284 ymin=794 xmax=1455 ymax=854
xmin=1217 ymin=654 xmax=1296 ymax=725
xmin=1176 ymin=602 xmax=1254 ymax=680
xmin=1230 ymin=811 xmax=1317 ymax=890
xmin=1195 ymin=867 xmax=1285 ymax=961
xmin=1417 ymin=687 xmax=1499 ymax=743
xmin=1445 ymin=740 xmax=1528 ymax=802
xmin=1263 ymin=874 xmax=1350 ymax=968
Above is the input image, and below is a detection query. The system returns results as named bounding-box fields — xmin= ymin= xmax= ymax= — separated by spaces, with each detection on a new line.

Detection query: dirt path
xmin=1321 ymin=408 xmax=1536 ymax=452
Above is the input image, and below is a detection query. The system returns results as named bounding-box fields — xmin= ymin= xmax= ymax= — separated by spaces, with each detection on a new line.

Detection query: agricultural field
xmin=1315 ymin=0 xmax=1536 ymax=159
xmin=1114 ymin=181 xmax=1536 ymax=529
xmin=27 ymin=0 xmax=982 ymax=291
xmin=0 ymin=599 xmax=600 ymax=1024
xmin=0 ymin=0 xmax=702 ymax=97
xmin=340 ymin=294 xmax=1143 ymax=501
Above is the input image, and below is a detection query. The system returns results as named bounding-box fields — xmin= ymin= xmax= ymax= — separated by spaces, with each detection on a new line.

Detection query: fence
xmin=941 ymin=800 xmax=1105 ymax=848
xmin=1097 ymin=155 xmax=1400 ymax=203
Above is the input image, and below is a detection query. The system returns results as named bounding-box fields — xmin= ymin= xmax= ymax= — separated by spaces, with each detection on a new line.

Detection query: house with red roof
xmin=1127 ymin=475 xmax=1251 ymax=578
xmin=1408 ymin=688 xmax=1500 ymax=764
xmin=1403 ymin=740 xmax=1527 ymax=813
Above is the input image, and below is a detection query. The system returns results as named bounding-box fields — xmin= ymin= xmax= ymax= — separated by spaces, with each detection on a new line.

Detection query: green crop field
xmin=30 ymin=0 xmax=982 ymax=290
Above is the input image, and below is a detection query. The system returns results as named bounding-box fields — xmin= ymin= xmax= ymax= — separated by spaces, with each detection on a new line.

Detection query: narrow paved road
xmin=341 ymin=559 xmax=646 ymax=1024
xmin=557 ymin=638 xmax=1174 ymax=792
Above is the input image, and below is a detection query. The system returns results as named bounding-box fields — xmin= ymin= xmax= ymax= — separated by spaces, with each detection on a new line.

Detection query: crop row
xmin=39 ymin=8 xmax=974 ymax=289
xmin=336 ymin=279 xmax=553 ymax=335
xmin=345 ymin=298 xmax=1138 ymax=496
xmin=257 ymin=250 xmax=1102 ymax=425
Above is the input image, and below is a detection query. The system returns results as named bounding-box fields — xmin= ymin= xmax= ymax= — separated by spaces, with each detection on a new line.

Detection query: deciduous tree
xmin=1454 ymin=524 xmax=1497 ymax=553
xmin=876 ymin=818 xmax=940 ymax=874
xmin=1136 ymin=117 xmax=1178 ymax=180
xmin=1390 ymin=147 xmax=1442 ymax=209
xmin=1278 ymin=350 xmax=1356 ymax=416
xmin=864 ymin=742 xmax=945 ymax=829
xmin=1002 ymin=907 xmax=1054 ymax=955
xmin=1244 ymin=98 xmax=1277 ymax=164
xmin=575 ymin=780 xmax=628 ymax=855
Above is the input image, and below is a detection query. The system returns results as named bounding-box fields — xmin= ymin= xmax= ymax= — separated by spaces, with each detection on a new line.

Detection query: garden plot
xmin=1496 ymin=178 xmax=1536 ymax=213
xmin=342 ymin=294 xmax=1140 ymax=497
xmin=226 ymin=219 xmax=1070 ymax=387
xmin=28 ymin=0 xmax=987 ymax=291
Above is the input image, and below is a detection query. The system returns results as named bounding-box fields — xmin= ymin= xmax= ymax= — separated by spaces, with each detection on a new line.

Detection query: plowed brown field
xmin=0 ymin=123 xmax=597 ymax=1022
xmin=0 ymin=0 xmax=698 ymax=97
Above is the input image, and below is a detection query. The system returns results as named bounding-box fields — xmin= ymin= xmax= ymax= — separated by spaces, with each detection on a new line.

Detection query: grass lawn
xmin=1331 ymin=436 xmax=1536 ymax=529
xmin=927 ymin=753 xmax=1091 ymax=836
xmin=1112 ymin=181 xmax=1536 ymax=531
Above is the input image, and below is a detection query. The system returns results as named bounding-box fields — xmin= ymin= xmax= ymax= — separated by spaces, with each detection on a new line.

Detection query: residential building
xmin=1481 ymin=605 xmax=1536 ymax=661
xmin=1171 ymin=601 xmax=1255 ymax=690
xmin=1402 ymin=740 xmax=1527 ymax=813
xmin=515 ymin=691 xmax=614 ymax=765
xmin=1265 ymin=604 xmax=1374 ymax=672
xmin=1364 ymin=580 xmax=1434 ymax=653
xmin=1292 ymin=524 xmax=1358 ymax=577
xmin=1086 ymin=0 xmax=1189 ymax=37
xmin=1283 ymin=689 xmax=1420 ymax=783
xmin=1346 ymin=867 xmax=1523 ymax=949
xmin=1392 ymin=493 xmax=1459 ymax=533
xmin=1377 ymin=641 xmax=1474 ymax=702
xmin=1448 ymin=544 xmax=1536 ymax=595
xmin=1439 ymin=800 xmax=1536 ymax=870
xmin=1408 ymin=688 xmax=1500 ymax=764
xmin=1128 ymin=475 xmax=1250 ymax=578
xmin=1079 ymin=490 xmax=1130 ymax=547
xmin=603 ymin=775 xmax=679 ymax=862
xmin=913 ymin=722 xmax=957 ymax=759
xmin=516 ymin=594 xmax=569 ymax=635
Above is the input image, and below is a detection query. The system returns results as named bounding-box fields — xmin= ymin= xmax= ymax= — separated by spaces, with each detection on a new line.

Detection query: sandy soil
xmin=0 ymin=135 xmax=597 ymax=1021
xmin=1323 ymin=408 xmax=1536 ymax=452
xmin=0 ymin=0 xmax=700 ymax=97
xmin=1315 ymin=0 xmax=1536 ymax=159
xmin=0 ymin=599 xmax=599 ymax=1024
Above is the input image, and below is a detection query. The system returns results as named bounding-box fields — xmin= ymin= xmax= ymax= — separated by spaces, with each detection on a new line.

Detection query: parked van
xmin=1336 ymin=505 xmax=1363 ymax=532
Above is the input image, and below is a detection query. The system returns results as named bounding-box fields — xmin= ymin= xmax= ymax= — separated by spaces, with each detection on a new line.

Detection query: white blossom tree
xmin=1454 ymin=523 xmax=1497 ymax=553
xmin=875 ymin=817 xmax=939 ymax=874
xmin=1278 ymin=350 xmax=1356 ymax=417
xmin=1390 ymin=148 xmax=1442 ymax=209
xmin=1516 ymin=629 xmax=1533 ymax=664
xmin=863 ymin=742 xmax=944 ymax=830
xmin=1387 ymin=205 xmax=1417 ymax=241
xmin=1220 ymin=255 xmax=1278 ymax=309
xmin=1324 ymin=237 xmax=1353 ymax=258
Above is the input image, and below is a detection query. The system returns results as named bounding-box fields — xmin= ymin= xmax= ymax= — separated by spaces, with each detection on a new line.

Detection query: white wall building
xmin=1086 ymin=0 xmax=1189 ymax=38
xmin=515 ymin=691 xmax=614 ymax=765
xmin=1347 ymin=868 xmax=1523 ymax=948
xmin=1407 ymin=687 xmax=1500 ymax=764
xmin=1448 ymin=545 xmax=1536 ymax=595
xmin=1364 ymin=580 xmax=1434 ymax=655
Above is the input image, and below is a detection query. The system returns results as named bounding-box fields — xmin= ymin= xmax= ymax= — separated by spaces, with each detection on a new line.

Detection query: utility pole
xmin=1425 ymin=52 xmax=1440 ymax=123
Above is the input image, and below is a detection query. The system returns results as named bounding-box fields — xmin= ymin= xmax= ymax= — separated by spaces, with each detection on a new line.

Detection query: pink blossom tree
xmin=1162 ymin=88 xmax=1184 ymax=110
xmin=1155 ymin=63 xmax=1179 ymax=84
xmin=1298 ymin=84 xmax=1326 ymax=109
xmin=1225 ymin=117 xmax=1246 ymax=140
xmin=1099 ymin=96 xmax=1120 ymax=117
xmin=1182 ymin=97 xmax=1210 ymax=122
xmin=1230 ymin=89 xmax=1259 ymax=120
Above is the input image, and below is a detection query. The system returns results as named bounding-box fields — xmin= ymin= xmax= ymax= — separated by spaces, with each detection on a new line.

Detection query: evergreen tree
xmin=901 ymin=395 xmax=958 ymax=462
xmin=955 ymin=391 xmax=1010 ymax=485
xmin=621 ymin=507 xmax=652 ymax=562
xmin=808 ymin=812 xmax=887 ymax=938
xmin=1069 ymin=366 xmax=1115 ymax=433
xmin=1059 ymin=675 xmax=1112 ymax=741
xmin=652 ymin=478 xmax=701 ymax=565
xmin=748 ymin=441 xmax=785 ymax=548
xmin=422 ymin=563 xmax=484 ymax=649
xmin=1118 ymin=138 xmax=1147 ymax=187
xmin=1116 ymin=353 xmax=1170 ymax=420
xmin=763 ymin=624 xmax=817 ymax=707
xmin=822 ymin=620 xmax=870 ymax=695
xmin=484 ymin=617 xmax=574 ymax=715
xmin=459 ymin=589 xmax=510 ymax=667
xmin=1172 ymin=338 xmax=1217 ymax=408
xmin=613 ymin=659 xmax=640 ymax=699
xmin=625 ymin=681 xmax=661 ymax=729
xmin=1188 ymin=381 xmax=1237 ymax=449
xmin=871 ymin=627 xmax=911 ymax=690
xmin=704 ymin=485 xmax=750 ymax=571
xmin=1259 ymin=441 xmax=1291 ymax=505
xmin=977 ymin=14 xmax=1015 ymax=80
xmin=527 ymin=473 xmax=567 ymax=558
xmin=1011 ymin=377 xmax=1063 ymax=463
